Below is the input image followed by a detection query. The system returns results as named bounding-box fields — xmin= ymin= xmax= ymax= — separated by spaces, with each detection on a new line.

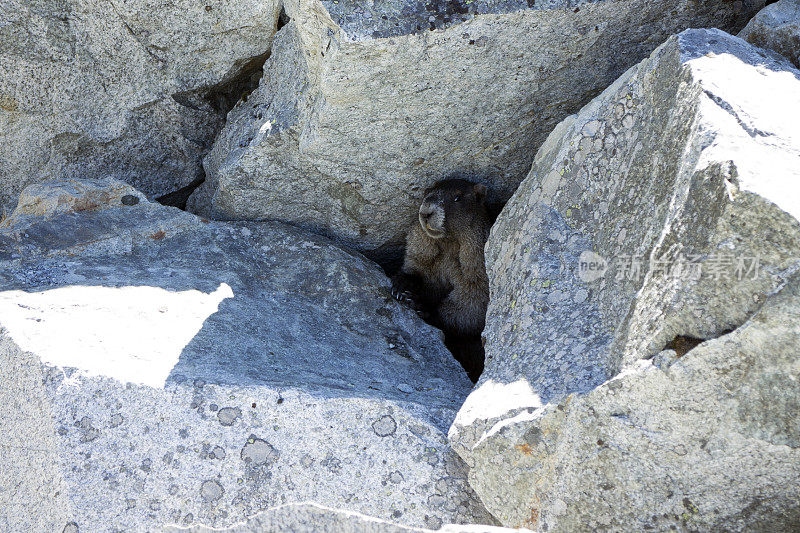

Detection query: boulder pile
xmin=2 ymin=0 xmax=799 ymax=532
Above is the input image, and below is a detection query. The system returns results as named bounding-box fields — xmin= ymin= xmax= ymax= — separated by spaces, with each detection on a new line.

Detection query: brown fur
xmin=391 ymin=179 xmax=490 ymax=381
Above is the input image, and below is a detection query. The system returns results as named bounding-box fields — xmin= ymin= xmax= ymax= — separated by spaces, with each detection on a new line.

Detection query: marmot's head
xmin=418 ymin=179 xmax=488 ymax=239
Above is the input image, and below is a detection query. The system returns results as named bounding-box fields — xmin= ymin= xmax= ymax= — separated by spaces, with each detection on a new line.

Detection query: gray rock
xmin=0 ymin=0 xmax=281 ymax=212
xmin=454 ymin=274 xmax=800 ymax=531
xmin=651 ymin=349 xmax=678 ymax=370
xmin=321 ymin=0 xmax=531 ymax=41
xmin=0 ymin=316 xmax=72 ymax=532
xmin=739 ymin=0 xmax=800 ymax=68
xmin=0 ymin=178 xmax=492 ymax=531
xmin=449 ymin=29 xmax=800 ymax=530
xmin=163 ymin=502 xmax=531 ymax=532
xmin=188 ymin=0 xmax=763 ymax=263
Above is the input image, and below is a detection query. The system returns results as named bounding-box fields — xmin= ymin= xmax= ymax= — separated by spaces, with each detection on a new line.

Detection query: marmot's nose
xmin=419 ymin=203 xmax=435 ymax=219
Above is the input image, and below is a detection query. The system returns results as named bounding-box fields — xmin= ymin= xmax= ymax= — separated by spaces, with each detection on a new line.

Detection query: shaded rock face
xmin=0 ymin=179 xmax=492 ymax=531
xmin=322 ymin=0 xmax=532 ymax=41
xmin=739 ymin=0 xmax=800 ymax=68
xmin=188 ymin=0 xmax=763 ymax=263
xmin=0 ymin=0 xmax=281 ymax=213
xmin=448 ymin=29 xmax=800 ymax=530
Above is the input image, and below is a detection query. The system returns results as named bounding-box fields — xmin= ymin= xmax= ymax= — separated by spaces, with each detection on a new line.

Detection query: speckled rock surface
xmin=320 ymin=0 xmax=530 ymax=41
xmin=165 ymin=502 xmax=530 ymax=532
xmin=0 ymin=178 xmax=492 ymax=532
xmin=188 ymin=0 xmax=762 ymax=262
xmin=0 ymin=0 xmax=281 ymax=212
xmin=448 ymin=29 xmax=800 ymax=530
xmin=739 ymin=0 xmax=800 ymax=68
xmin=452 ymin=274 xmax=800 ymax=531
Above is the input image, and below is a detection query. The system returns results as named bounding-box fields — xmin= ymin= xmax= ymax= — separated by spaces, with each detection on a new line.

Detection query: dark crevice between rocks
xmin=171 ymin=49 xmax=269 ymax=118
xmin=200 ymin=52 xmax=269 ymax=115
xmin=166 ymin=48 xmax=272 ymax=211
xmin=663 ymin=335 xmax=705 ymax=358
xmin=652 ymin=282 xmax=786 ymax=368
xmin=486 ymin=199 xmax=506 ymax=227
xmin=444 ymin=333 xmax=484 ymax=383
xmin=371 ymin=241 xmax=407 ymax=277
xmin=155 ymin=175 xmax=206 ymax=210
xmin=277 ymin=6 xmax=290 ymax=32
xmin=661 ymin=328 xmax=735 ymax=359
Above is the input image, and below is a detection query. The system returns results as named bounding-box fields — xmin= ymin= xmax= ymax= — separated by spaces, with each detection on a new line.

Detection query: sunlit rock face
xmin=188 ymin=0 xmax=763 ymax=263
xmin=449 ymin=29 xmax=800 ymax=530
xmin=0 ymin=178 xmax=491 ymax=531
xmin=0 ymin=0 xmax=281 ymax=213
xmin=164 ymin=501 xmax=522 ymax=533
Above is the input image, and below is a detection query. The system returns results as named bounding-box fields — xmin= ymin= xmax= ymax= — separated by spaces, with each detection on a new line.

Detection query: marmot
xmin=391 ymin=179 xmax=490 ymax=381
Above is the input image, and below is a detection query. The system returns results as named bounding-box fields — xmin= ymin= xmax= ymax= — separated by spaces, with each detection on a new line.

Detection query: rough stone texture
xmin=188 ymin=0 xmax=763 ymax=262
xmin=320 ymin=0 xmax=531 ymax=41
xmin=0 ymin=325 xmax=71 ymax=532
xmin=739 ymin=0 xmax=800 ymax=68
xmin=0 ymin=0 xmax=281 ymax=213
xmin=453 ymin=274 xmax=800 ymax=531
xmin=448 ymin=29 xmax=800 ymax=530
xmin=165 ymin=502 xmax=530 ymax=532
xmin=0 ymin=178 xmax=492 ymax=532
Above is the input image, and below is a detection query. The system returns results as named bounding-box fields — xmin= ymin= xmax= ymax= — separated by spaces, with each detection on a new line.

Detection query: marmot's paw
xmin=398 ymin=293 xmax=419 ymax=311
xmin=390 ymin=275 xmax=415 ymax=303
xmin=392 ymin=286 xmax=413 ymax=302
xmin=398 ymin=292 xmax=416 ymax=305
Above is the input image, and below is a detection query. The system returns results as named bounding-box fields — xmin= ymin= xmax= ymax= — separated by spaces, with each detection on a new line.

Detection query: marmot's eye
xmin=453 ymin=195 xmax=461 ymax=202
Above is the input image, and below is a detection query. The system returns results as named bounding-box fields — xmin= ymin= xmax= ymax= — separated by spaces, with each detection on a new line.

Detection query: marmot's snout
xmin=419 ymin=197 xmax=446 ymax=239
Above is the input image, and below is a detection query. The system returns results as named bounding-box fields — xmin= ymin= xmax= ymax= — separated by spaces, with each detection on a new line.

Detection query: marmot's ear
xmin=473 ymin=183 xmax=487 ymax=200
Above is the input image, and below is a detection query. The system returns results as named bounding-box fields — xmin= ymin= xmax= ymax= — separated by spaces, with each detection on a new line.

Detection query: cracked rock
xmin=0 ymin=0 xmax=282 ymax=212
xmin=449 ymin=29 xmax=800 ymax=530
xmin=188 ymin=0 xmax=762 ymax=263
